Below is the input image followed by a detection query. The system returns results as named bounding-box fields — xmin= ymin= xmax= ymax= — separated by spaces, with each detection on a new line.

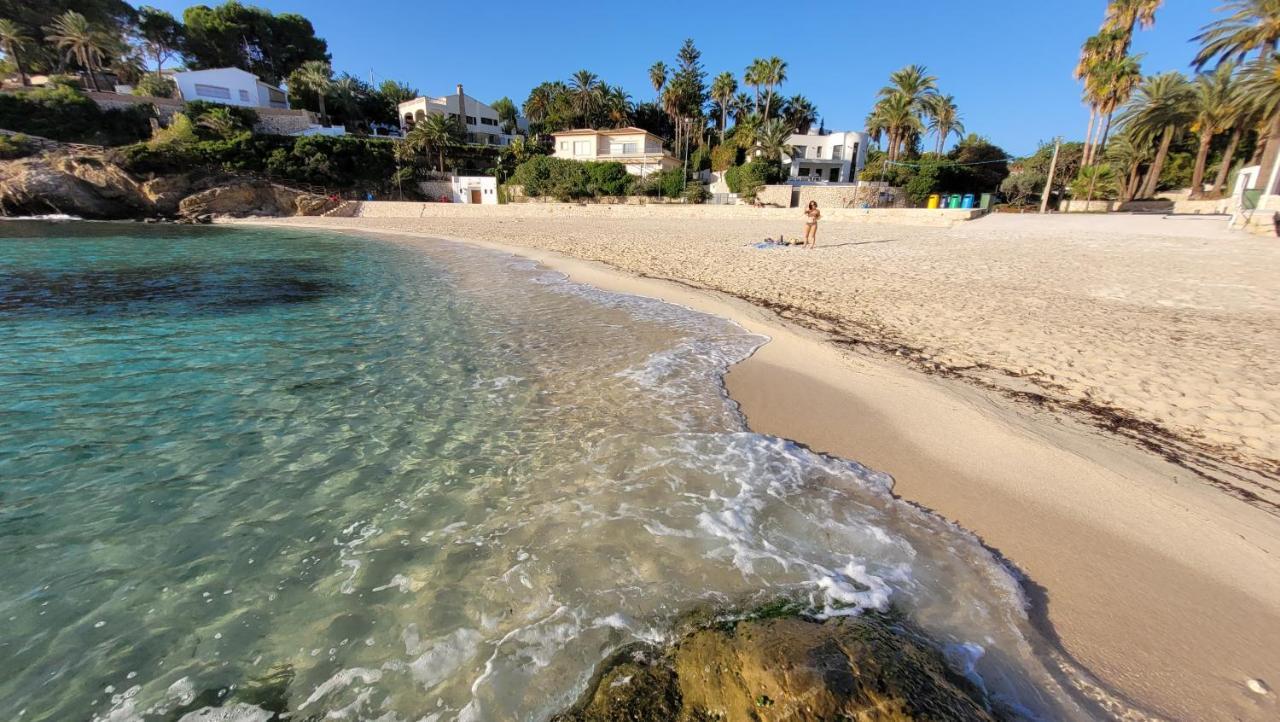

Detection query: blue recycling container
xmin=961 ymin=193 xmax=975 ymax=209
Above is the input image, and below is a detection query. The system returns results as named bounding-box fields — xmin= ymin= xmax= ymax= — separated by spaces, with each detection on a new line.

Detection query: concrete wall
xmin=755 ymin=184 xmax=907 ymax=209
xmin=1061 ymin=198 xmax=1233 ymax=214
xmin=353 ymin=200 xmax=983 ymax=227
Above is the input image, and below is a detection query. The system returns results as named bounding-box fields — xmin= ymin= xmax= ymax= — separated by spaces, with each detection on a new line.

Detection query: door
xmin=470 ymin=189 xmax=482 ymax=204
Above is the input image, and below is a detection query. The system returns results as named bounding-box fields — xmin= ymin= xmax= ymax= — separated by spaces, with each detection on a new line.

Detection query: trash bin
xmin=948 ymin=194 xmax=961 ymax=209
xmin=927 ymin=194 xmax=940 ymax=209
xmin=979 ymin=193 xmax=993 ymax=210
xmin=961 ymin=193 xmax=975 ymax=209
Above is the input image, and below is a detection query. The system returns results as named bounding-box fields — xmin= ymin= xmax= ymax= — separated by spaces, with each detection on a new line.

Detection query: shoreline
xmin=226 ymin=217 xmax=1279 ymax=721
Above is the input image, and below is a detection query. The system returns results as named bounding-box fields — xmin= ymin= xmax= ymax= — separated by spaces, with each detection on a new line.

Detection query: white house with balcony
xmin=399 ymin=84 xmax=525 ymax=146
xmin=550 ymin=127 xmax=680 ymax=177
xmin=167 ymin=67 xmax=290 ymax=110
xmin=782 ymin=130 xmax=868 ymax=184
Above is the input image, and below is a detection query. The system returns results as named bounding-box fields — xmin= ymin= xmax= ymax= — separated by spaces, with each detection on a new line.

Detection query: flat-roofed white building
xmin=168 ymin=67 xmax=289 ymax=110
xmin=782 ymin=130 xmax=868 ymax=184
xmin=399 ymin=84 xmax=525 ymax=147
xmin=550 ymin=127 xmax=680 ymax=177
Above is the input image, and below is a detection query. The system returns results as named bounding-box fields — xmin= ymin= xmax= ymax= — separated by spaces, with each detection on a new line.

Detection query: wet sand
xmin=232 ymin=211 xmax=1280 ymax=721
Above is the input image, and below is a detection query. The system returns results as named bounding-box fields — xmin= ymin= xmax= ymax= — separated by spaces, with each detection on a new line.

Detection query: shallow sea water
xmin=1 ymin=222 xmax=1091 ymax=720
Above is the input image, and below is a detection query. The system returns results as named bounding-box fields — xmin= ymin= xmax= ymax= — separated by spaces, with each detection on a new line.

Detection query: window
xmin=609 ymin=142 xmax=638 ymax=155
xmin=792 ymin=145 xmax=806 ymax=159
xmin=573 ymin=140 xmax=592 ymax=155
xmin=832 ymin=145 xmax=843 ymax=160
xmin=560 ymin=141 xmax=568 ymax=150
xmin=814 ymin=146 xmax=822 ymax=158
xmin=194 ymin=83 xmax=231 ymax=100
xmin=238 ymin=89 xmax=251 ymax=102
xmin=466 ymin=115 xmax=477 ymax=125
xmin=480 ymin=117 xmax=498 ymax=126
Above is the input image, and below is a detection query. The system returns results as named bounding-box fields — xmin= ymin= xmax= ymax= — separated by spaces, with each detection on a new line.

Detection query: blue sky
xmin=136 ymin=0 xmax=1223 ymax=155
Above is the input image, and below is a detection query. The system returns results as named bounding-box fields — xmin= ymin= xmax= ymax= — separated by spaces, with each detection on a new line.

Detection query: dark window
xmin=466 ymin=115 xmax=477 ymax=125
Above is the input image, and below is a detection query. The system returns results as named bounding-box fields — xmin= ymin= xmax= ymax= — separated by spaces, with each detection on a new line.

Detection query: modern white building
xmin=167 ymin=67 xmax=290 ymax=110
xmin=782 ymin=131 xmax=869 ymax=184
xmin=399 ymin=84 xmax=525 ymax=146
xmin=418 ymin=176 xmax=499 ymax=204
xmin=550 ymin=127 xmax=680 ymax=177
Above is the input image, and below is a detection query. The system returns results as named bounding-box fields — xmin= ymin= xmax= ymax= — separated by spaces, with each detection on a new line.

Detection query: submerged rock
xmin=555 ymin=612 xmax=999 ymax=722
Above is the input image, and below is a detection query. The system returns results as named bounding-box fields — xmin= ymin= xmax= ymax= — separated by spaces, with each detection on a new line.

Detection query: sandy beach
xmin=233 ymin=208 xmax=1280 ymax=721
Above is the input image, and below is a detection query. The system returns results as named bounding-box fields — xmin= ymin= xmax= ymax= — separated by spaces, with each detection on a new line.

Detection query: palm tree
xmin=569 ymin=69 xmax=601 ymax=127
xmin=44 ymin=11 xmax=108 ymax=91
xmin=1076 ymin=29 xmax=1127 ymax=164
xmin=754 ymin=118 xmax=793 ymax=160
xmin=710 ymin=71 xmax=737 ymax=135
xmin=1090 ymin=54 xmax=1144 ymax=162
xmin=782 ymin=95 xmax=817 ymax=134
xmin=648 ymin=61 xmax=667 ymax=97
xmin=602 ymin=84 xmax=632 ymax=128
xmin=925 ymin=94 xmax=964 ymax=154
xmin=759 ymin=57 xmax=787 ymax=119
xmin=1105 ymin=0 xmax=1162 ymax=45
xmin=1116 ymin=71 xmax=1194 ymax=198
xmin=879 ymin=64 xmax=938 ymax=106
xmin=290 ymin=60 xmax=334 ymax=123
xmin=0 ymin=19 xmax=32 ymax=86
xmin=866 ymin=93 xmax=922 ymax=162
xmin=732 ymin=92 xmax=753 ymax=125
xmin=1187 ymin=63 xmax=1239 ymax=197
xmin=407 ymin=113 xmax=464 ymax=172
xmin=197 ymin=107 xmax=243 ymax=139
xmin=329 ymin=75 xmax=365 ymax=123
xmin=1211 ymin=79 xmax=1257 ymax=195
xmin=1105 ymin=132 xmax=1153 ymax=201
xmin=744 ymin=59 xmax=764 ymax=112
xmin=1239 ymin=53 xmax=1280 ymax=190
xmin=1193 ymin=0 xmax=1280 ymax=68
xmin=522 ymin=83 xmax=556 ymax=126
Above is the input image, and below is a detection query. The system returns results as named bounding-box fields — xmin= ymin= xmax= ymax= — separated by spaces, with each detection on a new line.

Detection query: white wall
xmin=452 ymin=176 xmax=499 ymax=204
xmin=398 ymin=93 xmax=523 ymax=146
xmin=782 ymin=131 xmax=869 ymax=183
xmin=172 ymin=68 xmax=282 ymax=109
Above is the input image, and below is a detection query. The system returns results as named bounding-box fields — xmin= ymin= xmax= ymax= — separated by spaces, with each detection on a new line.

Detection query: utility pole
xmin=1040 ymin=140 xmax=1061 ymax=214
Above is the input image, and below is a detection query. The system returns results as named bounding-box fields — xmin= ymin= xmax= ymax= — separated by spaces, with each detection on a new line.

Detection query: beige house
xmin=551 ymin=127 xmax=680 ymax=177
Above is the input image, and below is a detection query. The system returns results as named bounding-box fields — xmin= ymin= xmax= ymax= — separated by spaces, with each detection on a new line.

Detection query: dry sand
xmin=232 ymin=210 xmax=1280 ymax=721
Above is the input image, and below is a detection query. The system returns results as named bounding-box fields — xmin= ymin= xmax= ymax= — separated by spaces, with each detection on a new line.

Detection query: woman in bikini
xmin=803 ymin=201 xmax=821 ymax=249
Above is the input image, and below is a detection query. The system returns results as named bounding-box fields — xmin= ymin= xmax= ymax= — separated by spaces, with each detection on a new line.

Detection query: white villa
xmin=399 ymin=85 xmax=526 ymax=146
xmin=782 ymin=130 xmax=869 ymax=184
xmin=550 ymin=127 xmax=680 ymax=177
xmin=167 ymin=67 xmax=290 ymax=110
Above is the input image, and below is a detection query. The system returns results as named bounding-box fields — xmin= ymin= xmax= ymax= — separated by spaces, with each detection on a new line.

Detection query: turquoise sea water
xmin=1 ymin=222 xmax=1091 ymax=721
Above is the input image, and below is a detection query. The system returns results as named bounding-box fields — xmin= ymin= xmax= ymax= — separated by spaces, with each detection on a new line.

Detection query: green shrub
xmin=684 ymin=183 xmax=710 ymax=204
xmin=0 ymin=133 xmax=36 ymax=159
xmin=134 ymin=74 xmax=177 ymax=98
xmin=711 ymin=144 xmax=739 ymax=172
xmin=149 ymin=112 xmax=199 ymax=147
xmin=725 ymin=160 xmax=783 ymax=195
xmin=638 ymin=168 xmax=686 ymax=198
xmin=0 ymin=85 xmax=153 ymax=146
xmin=689 ymin=145 xmax=711 ymax=172
xmin=185 ymin=101 xmax=259 ymax=135
xmin=585 ymin=161 xmax=632 ymax=197
xmin=1068 ymin=164 xmax=1119 ymax=200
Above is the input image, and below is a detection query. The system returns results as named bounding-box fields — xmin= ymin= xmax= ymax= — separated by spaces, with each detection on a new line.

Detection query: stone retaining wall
xmin=353 ymin=200 xmax=982 ymax=227
xmin=85 ymin=91 xmax=320 ymax=136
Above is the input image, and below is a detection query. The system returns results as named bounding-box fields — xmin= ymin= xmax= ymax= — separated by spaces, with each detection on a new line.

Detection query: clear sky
xmin=134 ymin=0 xmax=1223 ymax=156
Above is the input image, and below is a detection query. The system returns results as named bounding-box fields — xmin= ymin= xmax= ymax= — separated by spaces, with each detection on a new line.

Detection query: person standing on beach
xmin=803 ymin=201 xmax=821 ymax=248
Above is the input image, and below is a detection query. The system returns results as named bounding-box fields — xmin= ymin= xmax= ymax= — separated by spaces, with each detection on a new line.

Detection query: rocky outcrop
xmin=0 ymin=153 xmax=152 ymax=219
xmin=0 ymin=151 xmax=337 ymax=220
xmin=555 ymin=612 xmax=999 ymax=722
xmin=177 ymin=180 xmax=335 ymax=219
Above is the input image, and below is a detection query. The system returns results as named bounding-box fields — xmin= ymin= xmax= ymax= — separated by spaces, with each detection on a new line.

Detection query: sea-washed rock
xmin=554 ymin=611 xmax=999 ymax=722
xmin=0 ymin=152 xmax=151 ymax=219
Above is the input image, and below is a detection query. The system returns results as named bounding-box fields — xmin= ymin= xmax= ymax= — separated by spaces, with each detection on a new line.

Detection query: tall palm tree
xmin=0 ymin=19 xmax=32 ymax=86
xmin=925 ymin=94 xmax=964 ymax=154
xmin=1116 ymin=71 xmax=1194 ymax=198
xmin=866 ymin=93 xmax=922 ymax=162
xmin=759 ymin=56 xmax=787 ymax=119
xmin=44 ymin=11 xmax=108 ymax=91
xmin=1211 ymin=78 xmax=1257 ymax=195
xmin=1193 ymin=0 xmax=1280 ymax=68
xmin=1187 ymin=63 xmax=1239 ymax=197
xmin=569 ymin=69 xmax=601 ymax=127
xmin=1076 ymin=29 xmax=1126 ymax=164
xmin=601 ymin=84 xmax=632 ymax=128
xmin=782 ymin=94 xmax=817 ymax=134
xmin=522 ymin=82 xmax=556 ymax=126
xmin=329 ymin=75 xmax=365 ymax=123
xmin=744 ymin=58 xmax=767 ymax=112
xmin=290 ymin=60 xmax=334 ymax=123
xmin=732 ymin=92 xmax=753 ymax=125
xmin=1090 ymin=54 xmax=1144 ymax=162
xmin=710 ymin=71 xmax=737 ymax=135
xmin=648 ymin=61 xmax=667 ymax=97
xmin=1105 ymin=0 xmax=1162 ymax=46
xmin=878 ymin=64 xmax=938 ymax=106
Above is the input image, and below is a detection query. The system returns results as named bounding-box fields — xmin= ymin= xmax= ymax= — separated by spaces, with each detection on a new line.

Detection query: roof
xmin=552 ymin=127 xmax=660 ymax=138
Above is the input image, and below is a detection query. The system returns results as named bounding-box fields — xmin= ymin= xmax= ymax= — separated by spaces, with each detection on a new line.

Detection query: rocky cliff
xmin=0 ymin=151 xmax=338 ymax=220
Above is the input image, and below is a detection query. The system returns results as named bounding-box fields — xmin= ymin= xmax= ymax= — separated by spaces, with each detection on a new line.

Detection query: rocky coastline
xmin=0 ymin=150 xmax=339 ymax=222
